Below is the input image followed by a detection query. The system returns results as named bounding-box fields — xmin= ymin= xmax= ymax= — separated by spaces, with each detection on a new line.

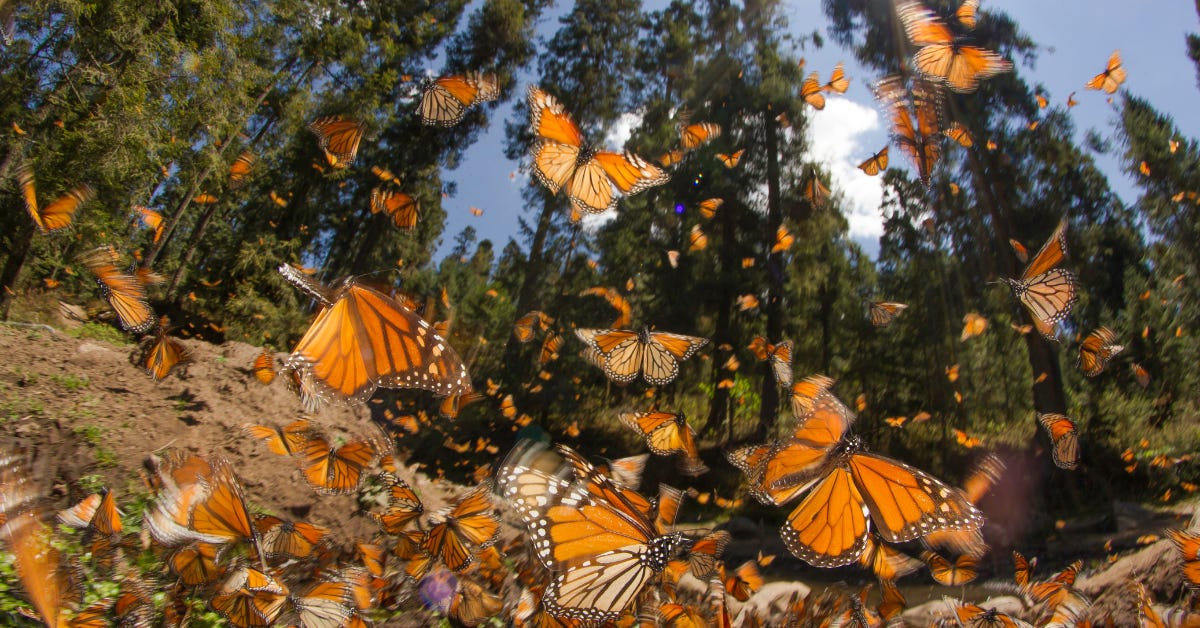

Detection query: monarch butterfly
xmin=772 ymin=225 xmax=795 ymax=253
xmin=57 ymin=490 xmax=122 ymax=536
xmin=193 ymin=192 xmax=218 ymax=204
xmin=419 ymin=72 xmax=500 ymax=127
xmin=168 ymin=542 xmax=222 ymax=585
xmin=869 ymin=301 xmax=908 ymax=327
xmin=497 ymin=441 xmax=687 ymax=623
xmin=658 ymin=149 xmax=684 ymax=167
xmin=619 ymin=411 xmax=708 ymax=477
xmin=574 ymin=327 xmax=708 ymax=386
xmin=422 ymin=482 xmax=500 ymax=571
xmin=142 ymin=320 xmax=188 ymax=381
xmin=859 ymin=533 xmax=922 ymax=581
xmin=1038 ymin=412 xmax=1079 ymax=470
xmin=451 ymin=578 xmax=503 ymax=626
xmin=686 ymin=224 xmax=708 ymax=252
xmin=370 ymin=475 xmax=424 ymax=534
xmin=955 ymin=0 xmax=979 ymax=29
xmin=1166 ymin=529 xmax=1200 ymax=587
xmin=210 ymin=567 xmax=289 ymax=628
xmin=293 ymin=579 xmax=357 ymax=628
xmin=681 ymin=530 xmax=730 ymax=578
xmin=539 ymin=333 xmax=564 ymax=365
xmin=723 ymin=560 xmax=763 ymax=602
xmin=228 ymin=150 xmax=255 ymax=188
xmin=961 ymin=311 xmax=989 ymax=341
xmin=300 ymin=437 xmax=378 ymax=494
xmin=1000 ymin=218 xmax=1077 ymax=339
xmin=252 ymin=349 xmax=275 ymax=385
xmin=897 ymin=1 xmax=1012 ymax=93
xmin=1077 ymin=327 xmax=1123 ymax=377
xmin=255 ymin=515 xmax=328 ymax=558
xmin=698 ymin=197 xmax=723 ymax=219
xmin=878 ymin=579 xmax=907 ymax=622
xmin=716 ymin=148 xmax=745 ymax=168
xmin=857 ymin=146 xmax=888 ymax=176
xmin=1018 ymin=557 xmax=1082 ymax=609
xmin=600 ymin=453 xmax=650 ymax=491
xmin=369 ymin=188 xmax=419 ymax=231
xmin=748 ymin=337 xmax=794 ymax=388
xmin=823 ymin=62 xmax=850 ymax=93
xmin=132 ymin=205 xmax=165 ymax=243
xmin=922 ymin=550 xmax=978 ymax=585
xmin=308 ymin=116 xmax=366 ymax=169
xmin=527 ymin=86 xmax=668 ymax=216
xmin=279 ymin=264 xmax=473 ymax=406
xmin=16 ymin=164 xmax=93 ymax=233
xmin=680 ymin=121 xmax=721 ymax=150
xmin=243 ymin=418 xmax=311 ymax=457
xmin=1086 ymin=50 xmax=1126 ymax=94
xmin=890 ymin=97 xmax=943 ymax=185
xmin=1132 ymin=362 xmax=1151 ymax=389
xmin=944 ymin=121 xmax=974 ymax=147
xmin=803 ymin=173 xmax=829 ymax=207
xmin=81 ymin=247 xmax=155 ymax=333
xmin=800 ymin=72 xmax=825 ymax=109
xmin=947 ymin=600 xmax=1027 ymax=628
xmin=731 ymin=376 xmax=983 ymax=567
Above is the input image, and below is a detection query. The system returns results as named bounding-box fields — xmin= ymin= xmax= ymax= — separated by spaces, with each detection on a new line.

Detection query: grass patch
xmin=66 ymin=322 xmax=130 ymax=346
xmin=72 ymin=425 xmax=117 ymax=468
xmin=50 ymin=373 xmax=89 ymax=391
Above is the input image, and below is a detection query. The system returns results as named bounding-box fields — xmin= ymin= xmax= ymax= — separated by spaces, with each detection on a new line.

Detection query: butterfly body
xmin=1001 ymin=219 xmax=1077 ymax=339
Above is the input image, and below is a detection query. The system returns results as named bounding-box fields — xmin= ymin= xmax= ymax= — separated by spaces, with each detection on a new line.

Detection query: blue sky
xmin=432 ymin=0 xmax=1200 ymax=260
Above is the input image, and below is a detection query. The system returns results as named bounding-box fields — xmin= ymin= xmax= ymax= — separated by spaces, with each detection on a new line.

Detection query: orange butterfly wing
xmin=284 ymin=277 xmax=473 ymax=405
xmin=308 ymin=116 xmax=365 ymax=168
xmin=1037 ymin=413 xmax=1079 ymax=470
xmin=857 ymin=147 xmax=888 ymax=176
xmin=369 ymin=188 xmax=419 ymax=231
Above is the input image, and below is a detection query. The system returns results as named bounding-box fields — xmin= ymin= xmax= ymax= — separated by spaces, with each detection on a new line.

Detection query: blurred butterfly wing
xmin=302 ymin=439 xmax=377 ymax=494
xmin=857 ymin=148 xmax=888 ymax=176
xmin=369 ymin=189 xmax=419 ymax=231
xmin=1078 ymin=327 xmax=1122 ymax=377
xmin=286 ymin=283 xmax=472 ymax=405
xmin=680 ymin=122 xmax=721 ymax=150
xmin=801 ymin=73 xmax=825 ymax=109
xmin=915 ymin=45 xmax=1012 ymax=93
xmin=253 ymin=351 xmax=275 ymax=384
xmin=39 ymin=185 xmax=93 ymax=233
xmin=447 ymin=483 xmax=501 ymax=548
xmin=1037 ymin=413 xmax=1079 ymax=470
xmin=144 ymin=331 xmax=187 ymax=381
xmin=1086 ymin=52 xmax=1126 ymax=93
xmin=568 ymin=151 xmax=668 ymax=215
xmin=83 ymin=259 xmax=155 ymax=333
xmin=420 ymin=76 xmax=473 ymax=126
xmin=897 ymin=2 xmax=954 ymax=46
xmin=956 ymin=0 xmax=979 ymax=29
xmin=849 ymin=453 xmax=984 ymax=544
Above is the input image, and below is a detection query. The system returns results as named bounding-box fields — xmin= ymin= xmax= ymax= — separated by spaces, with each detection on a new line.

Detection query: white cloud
xmin=804 ymin=98 xmax=887 ymax=240
xmin=604 ymin=111 xmax=643 ymax=148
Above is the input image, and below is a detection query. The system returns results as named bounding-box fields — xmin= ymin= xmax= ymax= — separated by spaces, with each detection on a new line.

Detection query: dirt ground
xmin=0 ymin=321 xmax=1196 ymax=626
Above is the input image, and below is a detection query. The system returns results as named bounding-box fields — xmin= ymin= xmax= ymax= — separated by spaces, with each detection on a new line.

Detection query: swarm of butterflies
xmin=4 ymin=0 xmax=1187 ymax=625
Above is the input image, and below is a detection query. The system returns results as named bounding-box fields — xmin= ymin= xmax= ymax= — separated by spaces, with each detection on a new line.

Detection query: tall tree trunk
xmin=502 ymin=196 xmax=557 ymax=375
xmin=757 ymin=108 xmax=785 ymax=439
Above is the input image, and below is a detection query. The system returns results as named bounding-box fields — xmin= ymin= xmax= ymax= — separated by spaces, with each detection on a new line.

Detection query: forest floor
xmin=0 ymin=319 xmax=1195 ymax=626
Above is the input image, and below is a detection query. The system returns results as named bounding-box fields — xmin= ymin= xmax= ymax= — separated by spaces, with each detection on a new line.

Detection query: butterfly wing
xmin=575 ymin=328 xmax=642 ymax=384
xmin=641 ymin=331 xmax=708 ymax=386
xmin=1014 ymin=269 xmax=1078 ymax=338
xmin=680 ymin=122 xmax=721 ymax=150
xmin=780 ymin=466 xmax=869 ymax=567
xmin=286 ymin=282 xmax=472 ymax=405
xmin=848 ymin=452 xmax=984 ymax=546
xmin=144 ymin=331 xmax=188 ymax=381
xmin=1023 ymin=218 xmax=1069 ymax=278
xmin=1037 ymin=413 xmax=1079 ymax=470
xmin=308 ymin=117 xmax=365 ymax=169
xmin=82 ymin=249 xmax=155 ymax=334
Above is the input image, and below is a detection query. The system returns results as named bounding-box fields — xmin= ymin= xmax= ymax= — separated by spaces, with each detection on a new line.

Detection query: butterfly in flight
xmin=278 ymin=264 xmax=473 ymax=408
xmin=496 ymin=440 xmax=688 ymax=623
xmin=527 ymin=86 xmax=668 ymax=218
xmin=369 ymin=188 xmax=419 ymax=231
xmin=16 ymin=164 xmax=93 ymax=233
xmin=141 ymin=317 xmax=189 ymax=381
xmin=857 ymin=146 xmax=888 ymax=176
xmin=897 ymin=1 xmax=1012 ymax=93
xmin=1086 ymin=50 xmax=1126 ymax=94
xmin=869 ymin=301 xmax=908 ymax=327
xmin=1038 ymin=412 xmax=1079 ymax=470
xmin=618 ymin=411 xmax=708 ymax=476
xmin=727 ymin=375 xmax=984 ymax=567
xmin=1077 ymin=327 xmax=1123 ymax=377
xmin=574 ymin=327 xmax=708 ymax=386
xmin=999 ymin=218 xmax=1077 ymax=339
xmin=80 ymin=246 xmax=155 ymax=334
xmin=307 ymin=116 xmax=366 ymax=169
xmin=419 ymin=72 xmax=500 ymax=127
